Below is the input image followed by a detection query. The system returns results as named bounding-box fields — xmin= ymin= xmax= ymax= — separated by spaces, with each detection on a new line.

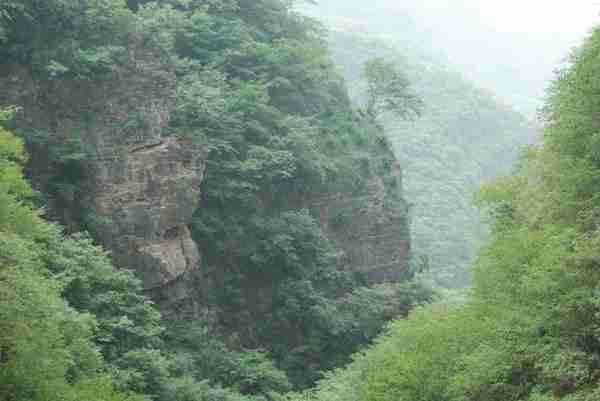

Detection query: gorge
xmin=2 ymin=1 xmax=598 ymax=401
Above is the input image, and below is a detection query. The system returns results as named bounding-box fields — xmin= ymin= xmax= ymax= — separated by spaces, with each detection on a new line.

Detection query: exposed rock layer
xmin=94 ymin=136 xmax=205 ymax=293
xmin=1 ymin=65 xmax=410 ymax=314
xmin=312 ymin=159 xmax=411 ymax=283
xmin=0 ymin=61 xmax=206 ymax=302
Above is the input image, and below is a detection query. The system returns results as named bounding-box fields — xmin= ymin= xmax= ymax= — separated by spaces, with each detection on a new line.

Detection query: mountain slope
xmin=301 ymin=0 xmax=593 ymax=116
xmin=0 ymin=0 xmax=430 ymax=394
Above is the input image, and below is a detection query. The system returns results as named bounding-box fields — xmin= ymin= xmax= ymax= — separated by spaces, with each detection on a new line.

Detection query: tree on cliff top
xmin=361 ymin=57 xmax=423 ymax=122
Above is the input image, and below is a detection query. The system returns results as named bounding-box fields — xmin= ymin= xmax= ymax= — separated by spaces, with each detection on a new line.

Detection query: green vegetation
xmin=360 ymin=57 xmax=422 ymax=122
xmin=299 ymin=24 xmax=600 ymax=401
xmin=8 ymin=0 xmax=590 ymax=400
xmin=302 ymin=0 xmax=578 ymax=117
xmin=0 ymin=0 xmax=431 ymax=398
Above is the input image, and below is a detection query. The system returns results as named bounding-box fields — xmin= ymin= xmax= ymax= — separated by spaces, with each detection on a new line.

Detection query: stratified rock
xmin=0 ymin=51 xmax=207 ymax=305
xmin=0 ymin=45 xmax=410 ymax=317
xmin=93 ymin=136 xmax=205 ymax=293
xmin=314 ymin=158 xmax=411 ymax=283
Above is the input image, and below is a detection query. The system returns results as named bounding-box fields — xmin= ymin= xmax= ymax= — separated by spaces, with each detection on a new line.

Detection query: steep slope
xmin=0 ymin=59 xmax=206 ymax=306
xmin=0 ymin=0 xmax=427 ymax=390
xmin=0 ymin=109 xmax=159 ymax=401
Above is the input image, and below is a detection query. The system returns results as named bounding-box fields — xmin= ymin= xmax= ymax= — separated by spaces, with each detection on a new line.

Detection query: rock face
xmin=314 ymin=159 xmax=411 ymax=283
xmin=0 ymin=61 xmax=410 ymax=314
xmin=0 ymin=59 xmax=207 ymax=304
xmin=294 ymin=143 xmax=411 ymax=283
xmin=93 ymin=136 xmax=205 ymax=295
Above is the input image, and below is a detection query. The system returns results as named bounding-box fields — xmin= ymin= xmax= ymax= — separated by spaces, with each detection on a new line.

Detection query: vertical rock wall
xmin=0 ymin=58 xmax=207 ymax=305
xmin=313 ymin=159 xmax=411 ymax=283
xmin=1 ymin=59 xmax=411 ymax=315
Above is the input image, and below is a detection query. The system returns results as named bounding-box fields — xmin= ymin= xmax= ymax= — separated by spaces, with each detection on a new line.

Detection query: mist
xmin=306 ymin=0 xmax=600 ymax=115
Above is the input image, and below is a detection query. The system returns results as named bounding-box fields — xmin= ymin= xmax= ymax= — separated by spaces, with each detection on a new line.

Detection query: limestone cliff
xmin=93 ymin=136 xmax=205 ymax=300
xmin=0 ymin=58 xmax=206 ymax=303
xmin=310 ymin=155 xmax=411 ymax=283
xmin=1 ymin=63 xmax=410 ymax=314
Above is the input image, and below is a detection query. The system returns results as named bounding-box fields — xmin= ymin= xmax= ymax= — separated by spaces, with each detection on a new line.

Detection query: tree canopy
xmin=0 ymin=0 xmax=431 ymax=397
xmin=361 ymin=57 xmax=423 ymax=122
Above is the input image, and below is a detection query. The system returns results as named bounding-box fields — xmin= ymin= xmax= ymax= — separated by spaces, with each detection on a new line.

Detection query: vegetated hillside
xmin=325 ymin=27 xmax=537 ymax=288
xmin=0 ymin=0 xmax=432 ymax=398
xmin=297 ymin=24 xmax=600 ymax=401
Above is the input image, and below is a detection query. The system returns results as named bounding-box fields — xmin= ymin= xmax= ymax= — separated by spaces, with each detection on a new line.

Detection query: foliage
xmin=0 ymin=111 xmax=264 ymax=401
xmin=165 ymin=320 xmax=292 ymax=396
xmin=146 ymin=0 xmax=424 ymax=388
xmin=361 ymin=57 xmax=422 ymax=122
xmin=0 ymin=119 xmax=145 ymax=401
xmin=1 ymin=0 xmax=429 ymax=396
xmin=44 ymin=233 xmax=164 ymax=362
xmin=193 ymin=207 xmax=430 ymax=387
xmin=0 ymin=0 xmax=133 ymax=78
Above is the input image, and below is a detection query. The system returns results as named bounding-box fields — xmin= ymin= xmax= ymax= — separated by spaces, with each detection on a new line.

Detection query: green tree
xmin=361 ymin=57 xmax=422 ymax=122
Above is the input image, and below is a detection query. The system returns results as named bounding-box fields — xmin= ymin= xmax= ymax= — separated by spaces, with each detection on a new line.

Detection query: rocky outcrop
xmin=93 ymin=136 xmax=205 ymax=295
xmin=294 ymin=144 xmax=411 ymax=284
xmin=313 ymin=158 xmax=411 ymax=283
xmin=1 ymin=62 xmax=409 ymax=318
xmin=0 ymin=58 xmax=207 ymax=304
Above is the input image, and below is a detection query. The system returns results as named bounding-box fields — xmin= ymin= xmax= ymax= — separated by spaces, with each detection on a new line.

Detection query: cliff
xmin=305 ymin=145 xmax=410 ymax=284
xmin=0 ymin=64 xmax=410 ymax=309
xmin=321 ymin=26 xmax=537 ymax=287
xmin=0 ymin=0 xmax=412 ymax=330
xmin=0 ymin=0 xmax=428 ymax=392
xmin=0 ymin=56 xmax=206 ymax=304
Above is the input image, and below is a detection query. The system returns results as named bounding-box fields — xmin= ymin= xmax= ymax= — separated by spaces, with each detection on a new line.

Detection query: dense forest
xmin=0 ymin=0 xmax=430 ymax=400
xmin=3 ymin=1 xmax=600 ymax=401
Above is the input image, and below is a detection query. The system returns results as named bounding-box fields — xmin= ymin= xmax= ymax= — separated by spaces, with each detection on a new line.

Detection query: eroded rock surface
xmin=0 ymin=59 xmax=207 ymax=303
xmin=94 ymin=136 xmax=205 ymax=293
xmin=314 ymin=159 xmax=410 ymax=283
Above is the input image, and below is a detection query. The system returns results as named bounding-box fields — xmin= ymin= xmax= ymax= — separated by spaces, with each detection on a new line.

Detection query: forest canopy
xmin=0 ymin=0 xmax=430 ymax=399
